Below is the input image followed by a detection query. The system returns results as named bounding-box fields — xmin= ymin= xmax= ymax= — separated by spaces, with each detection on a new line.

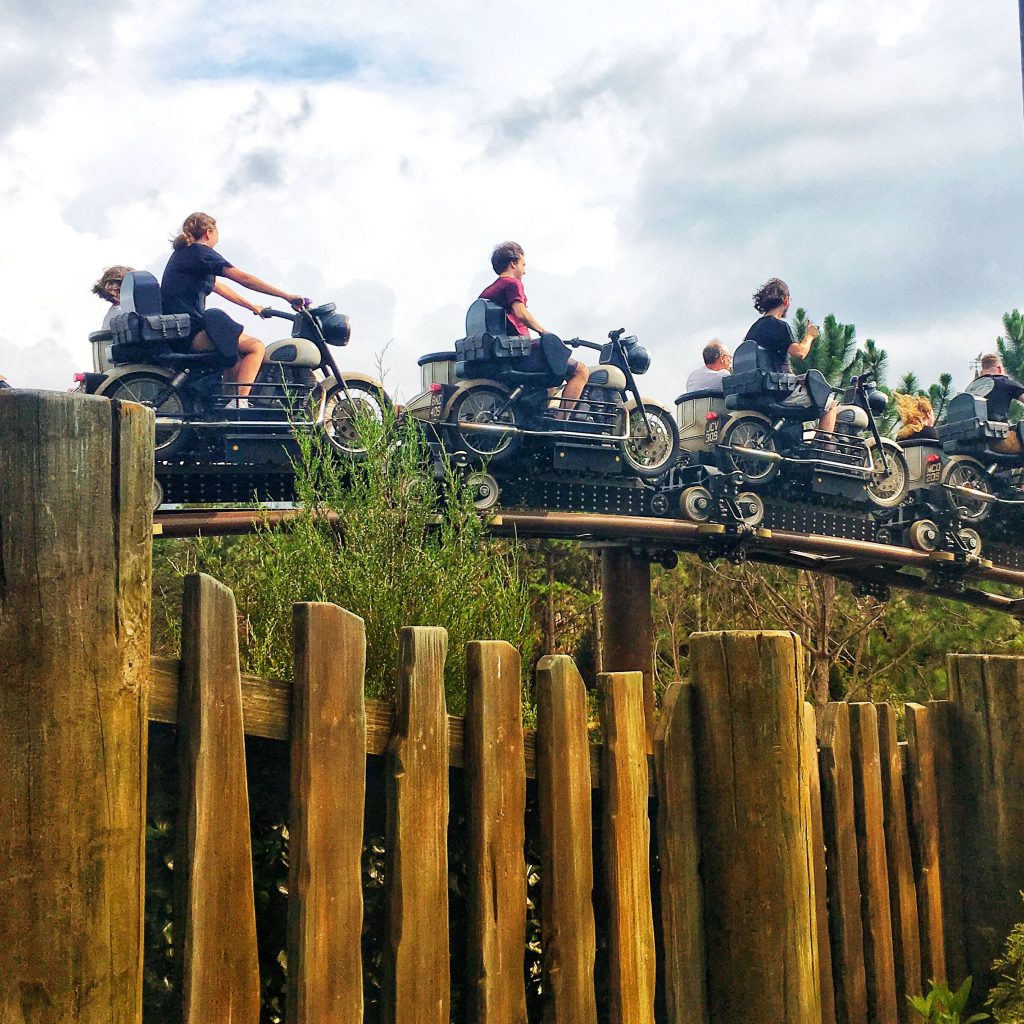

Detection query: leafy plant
xmin=988 ymin=893 xmax=1024 ymax=1022
xmin=909 ymin=977 xmax=988 ymax=1023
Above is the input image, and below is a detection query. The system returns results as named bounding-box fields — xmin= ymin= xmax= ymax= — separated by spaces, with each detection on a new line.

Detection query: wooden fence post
xmin=848 ymin=703 xmax=899 ymax=1024
xmin=599 ymin=670 xmax=657 ymax=1024
xmin=875 ymin=702 xmax=923 ymax=1017
xmin=818 ymin=702 xmax=869 ymax=1024
xmin=176 ymin=573 xmax=261 ymax=1024
xmin=287 ymin=603 xmax=367 ymax=1024
xmin=689 ymin=631 xmax=821 ymax=1024
xmin=946 ymin=654 xmax=1024 ymax=997
xmin=654 ymin=682 xmax=709 ymax=1024
xmin=601 ymin=547 xmax=655 ymax=745
xmin=0 ymin=392 xmax=152 ymax=1024
xmin=903 ymin=704 xmax=946 ymax=988
xmin=384 ymin=626 xmax=450 ymax=1024
xmin=464 ymin=641 xmax=527 ymax=1024
xmin=535 ymin=656 xmax=598 ymax=1024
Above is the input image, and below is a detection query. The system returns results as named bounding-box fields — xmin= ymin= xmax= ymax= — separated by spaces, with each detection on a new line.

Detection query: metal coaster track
xmin=153 ymin=505 xmax=1024 ymax=618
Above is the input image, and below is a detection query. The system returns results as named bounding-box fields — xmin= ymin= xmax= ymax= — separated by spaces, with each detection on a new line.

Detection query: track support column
xmin=601 ymin=546 xmax=655 ymax=744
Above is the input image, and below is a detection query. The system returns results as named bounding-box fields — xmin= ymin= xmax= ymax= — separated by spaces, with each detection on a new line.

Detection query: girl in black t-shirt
xmin=160 ymin=212 xmax=306 ymax=407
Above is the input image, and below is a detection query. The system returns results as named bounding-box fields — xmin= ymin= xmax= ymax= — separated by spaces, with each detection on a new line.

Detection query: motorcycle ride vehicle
xmin=77 ymin=271 xmax=389 ymax=503
xmin=936 ymin=381 xmax=1024 ymax=536
xmin=403 ymin=298 xmax=679 ymax=509
xmin=671 ymin=339 xmax=908 ymax=523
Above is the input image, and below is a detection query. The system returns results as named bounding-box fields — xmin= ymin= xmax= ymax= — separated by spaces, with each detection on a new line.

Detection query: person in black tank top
xmin=969 ymin=353 xmax=1024 ymax=454
xmin=745 ymin=278 xmax=838 ymax=435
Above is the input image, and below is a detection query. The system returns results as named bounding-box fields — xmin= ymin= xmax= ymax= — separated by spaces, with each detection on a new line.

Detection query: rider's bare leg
xmin=558 ymin=362 xmax=590 ymax=419
xmin=191 ymin=331 xmax=265 ymax=400
xmin=817 ymin=404 xmax=838 ymax=435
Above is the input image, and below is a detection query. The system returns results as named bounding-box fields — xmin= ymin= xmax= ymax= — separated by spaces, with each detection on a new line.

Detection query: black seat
xmin=937 ymin=392 xmax=1012 ymax=451
xmin=722 ymin=340 xmax=831 ymax=418
xmin=454 ymin=299 xmax=564 ymax=386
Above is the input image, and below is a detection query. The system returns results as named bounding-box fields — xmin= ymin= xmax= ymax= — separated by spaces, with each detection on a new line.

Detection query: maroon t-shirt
xmin=479 ymin=276 xmax=530 ymax=337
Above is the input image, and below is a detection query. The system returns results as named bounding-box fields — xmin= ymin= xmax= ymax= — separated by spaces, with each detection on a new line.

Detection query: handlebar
xmin=568 ymin=337 xmax=603 ymax=352
xmin=259 ymin=307 xmax=297 ymax=321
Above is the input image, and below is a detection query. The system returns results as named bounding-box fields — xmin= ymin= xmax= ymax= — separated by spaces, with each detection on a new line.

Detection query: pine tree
xmin=792 ymin=311 xmax=861 ymax=386
xmin=998 ymin=310 xmax=1024 ymax=380
xmin=928 ymin=373 xmax=955 ymax=422
xmin=899 ymin=372 xmax=921 ymax=394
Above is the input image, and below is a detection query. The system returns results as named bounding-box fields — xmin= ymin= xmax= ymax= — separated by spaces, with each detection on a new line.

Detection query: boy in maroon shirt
xmin=480 ymin=241 xmax=589 ymax=413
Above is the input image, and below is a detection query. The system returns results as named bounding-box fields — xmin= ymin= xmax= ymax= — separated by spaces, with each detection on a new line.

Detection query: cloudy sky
xmin=3 ymin=0 xmax=1022 ymax=406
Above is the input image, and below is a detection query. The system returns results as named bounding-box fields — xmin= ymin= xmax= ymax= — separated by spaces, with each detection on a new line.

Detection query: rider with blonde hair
xmin=160 ymin=212 xmax=306 ymax=407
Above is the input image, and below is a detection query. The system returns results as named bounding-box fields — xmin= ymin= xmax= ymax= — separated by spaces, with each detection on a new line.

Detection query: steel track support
xmin=600 ymin=545 xmax=655 ymax=747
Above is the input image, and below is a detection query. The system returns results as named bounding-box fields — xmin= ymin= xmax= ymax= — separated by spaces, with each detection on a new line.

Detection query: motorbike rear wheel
xmin=941 ymin=455 xmax=992 ymax=523
xmin=718 ymin=416 xmax=779 ymax=485
xmin=621 ymin=405 xmax=679 ymax=478
xmin=102 ymin=371 xmax=191 ymax=457
xmin=449 ymin=386 xmax=520 ymax=463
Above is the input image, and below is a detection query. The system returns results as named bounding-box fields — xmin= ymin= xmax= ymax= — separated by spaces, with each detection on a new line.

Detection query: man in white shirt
xmin=686 ymin=340 xmax=732 ymax=393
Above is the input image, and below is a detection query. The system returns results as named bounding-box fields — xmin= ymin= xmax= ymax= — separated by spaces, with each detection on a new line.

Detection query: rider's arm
xmin=787 ymin=321 xmax=817 ymax=360
xmin=221 ymin=266 xmax=305 ymax=308
xmin=510 ymin=300 xmax=548 ymax=336
xmin=212 ymin=281 xmax=263 ymax=314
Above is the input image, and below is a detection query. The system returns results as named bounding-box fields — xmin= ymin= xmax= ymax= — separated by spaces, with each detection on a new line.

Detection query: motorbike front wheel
xmin=621 ymin=405 xmax=679 ymax=478
xmin=449 ymin=386 xmax=520 ymax=463
xmin=863 ymin=438 xmax=909 ymax=509
xmin=322 ymin=379 xmax=391 ymax=458
xmin=102 ymin=372 xmax=191 ymax=457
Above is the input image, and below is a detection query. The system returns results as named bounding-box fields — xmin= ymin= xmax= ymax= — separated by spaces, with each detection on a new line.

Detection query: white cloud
xmin=1 ymin=0 xmax=1022 ymax=404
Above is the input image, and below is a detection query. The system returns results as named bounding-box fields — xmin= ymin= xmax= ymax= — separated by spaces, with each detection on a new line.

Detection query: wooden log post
xmin=946 ymin=654 xmax=1024 ymax=996
xmin=599 ymin=670 xmax=657 ymax=1024
xmin=875 ymin=703 xmax=923 ymax=1016
xmin=535 ymin=656 xmax=598 ymax=1024
xmin=927 ymin=700 xmax=968 ymax=984
xmin=805 ymin=704 xmax=837 ymax=1024
xmin=287 ymin=603 xmax=368 ymax=1024
xmin=176 ymin=573 xmax=261 ymax=1023
xmin=818 ymin=702 xmax=869 ymax=1024
xmin=384 ymin=626 xmax=450 ymax=1024
xmin=464 ymin=641 xmax=527 ymax=1024
xmin=600 ymin=547 xmax=655 ymax=745
xmin=654 ymin=682 xmax=709 ymax=1024
xmin=847 ymin=703 xmax=899 ymax=1024
xmin=689 ymin=631 xmax=821 ymax=1024
xmin=902 ymin=704 xmax=946 ymax=988
xmin=0 ymin=392 xmax=152 ymax=1024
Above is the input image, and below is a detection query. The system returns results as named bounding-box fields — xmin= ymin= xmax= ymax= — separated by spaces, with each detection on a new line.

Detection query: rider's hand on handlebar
xmin=251 ymin=305 xmax=265 ymax=317
xmin=287 ymin=294 xmax=311 ymax=310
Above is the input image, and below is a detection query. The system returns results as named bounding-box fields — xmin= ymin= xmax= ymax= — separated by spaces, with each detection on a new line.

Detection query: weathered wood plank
xmin=535 ymin=655 xmax=597 ymax=1024
xmin=150 ymin=655 xmax=608 ymax=785
xmin=690 ymin=631 xmax=821 ymax=1024
xmin=903 ymin=703 xmax=946 ymax=986
xmin=384 ymin=627 xmax=450 ymax=1024
xmin=926 ymin=699 xmax=967 ymax=984
xmin=946 ymin=654 xmax=1024 ymax=997
xmin=599 ymin=671 xmax=657 ymax=1024
xmin=847 ymin=703 xmax=898 ymax=1024
xmin=287 ymin=603 xmax=367 ymax=1024
xmin=464 ymin=641 xmax=527 ymax=1024
xmin=817 ymin=702 xmax=869 ymax=1024
xmin=805 ymin=703 xmax=837 ymax=1024
xmin=874 ymin=704 xmax=922 ymax=1018
xmin=0 ymin=393 xmax=152 ymax=1024
xmin=175 ymin=573 xmax=260 ymax=1024
xmin=654 ymin=682 xmax=709 ymax=1024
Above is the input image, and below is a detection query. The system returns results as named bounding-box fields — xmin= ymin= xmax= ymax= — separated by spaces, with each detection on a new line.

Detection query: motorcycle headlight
xmin=867 ymin=389 xmax=888 ymax=415
xmin=321 ymin=312 xmax=351 ymax=347
xmin=626 ymin=344 xmax=651 ymax=375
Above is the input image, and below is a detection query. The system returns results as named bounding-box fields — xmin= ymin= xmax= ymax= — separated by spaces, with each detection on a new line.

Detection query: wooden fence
xmin=3 ymin=391 xmax=1024 ymax=1024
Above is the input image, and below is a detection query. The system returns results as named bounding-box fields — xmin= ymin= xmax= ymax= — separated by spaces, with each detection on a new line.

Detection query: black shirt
xmin=967 ymin=373 xmax=1024 ymax=422
xmin=744 ymin=315 xmax=796 ymax=373
xmin=160 ymin=244 xmax=232 ymax=322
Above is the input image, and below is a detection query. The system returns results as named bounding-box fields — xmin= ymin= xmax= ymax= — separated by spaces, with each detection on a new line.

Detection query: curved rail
xmin=153 ymin=506 xmax=1024 ymax=617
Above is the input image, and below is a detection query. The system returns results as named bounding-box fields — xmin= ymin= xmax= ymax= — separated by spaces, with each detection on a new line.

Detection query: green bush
xmin=909 ymin=977 xmax=988 ymax=1023
xmin=988 ymin=893 xmax=1024 ymax=1022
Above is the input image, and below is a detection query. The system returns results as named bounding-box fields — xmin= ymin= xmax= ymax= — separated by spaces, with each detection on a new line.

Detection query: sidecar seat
xmin=722 ymin=340 xmax=832 ymax=418
xmin=108 ymin=271 xmax=235 ymax=371
xmin=454 ymin=299 xmax=565 ymax=387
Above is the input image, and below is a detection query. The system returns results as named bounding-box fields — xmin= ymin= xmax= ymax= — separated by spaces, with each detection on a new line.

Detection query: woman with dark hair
xmin=92 ymin=265 xmax=134 ymax=329
xmin=160 ymin=212 xmax=306 ymax=408
xmin=744 ymin=277 xmax=837 ymax=435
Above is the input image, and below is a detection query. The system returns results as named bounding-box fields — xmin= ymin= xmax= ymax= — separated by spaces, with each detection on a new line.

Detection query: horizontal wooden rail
xmin=150 ymin=656 xmax=609 ymax=789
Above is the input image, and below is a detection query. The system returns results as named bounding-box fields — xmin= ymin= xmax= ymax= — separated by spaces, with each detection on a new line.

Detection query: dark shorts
xmin=186 ymin=309 xmax=243 ymax=359
xmin=514 ymin=333 xmax=577 ymax=380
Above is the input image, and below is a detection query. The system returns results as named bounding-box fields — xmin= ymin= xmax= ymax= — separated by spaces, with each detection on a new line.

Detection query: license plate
xmin=429 ymin=393 xmax=442 ymax=419
xmin=925 ymin=462 xmax=941 ymax=484
xmin=704 ymin=421 xmax=720 ymax=445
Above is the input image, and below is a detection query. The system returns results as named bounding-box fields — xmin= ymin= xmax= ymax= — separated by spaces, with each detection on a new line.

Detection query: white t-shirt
xmin=101 ymin=304 xmax=122 ymax=330
xmin=685 ymin=364 xmax=729 ymax=394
